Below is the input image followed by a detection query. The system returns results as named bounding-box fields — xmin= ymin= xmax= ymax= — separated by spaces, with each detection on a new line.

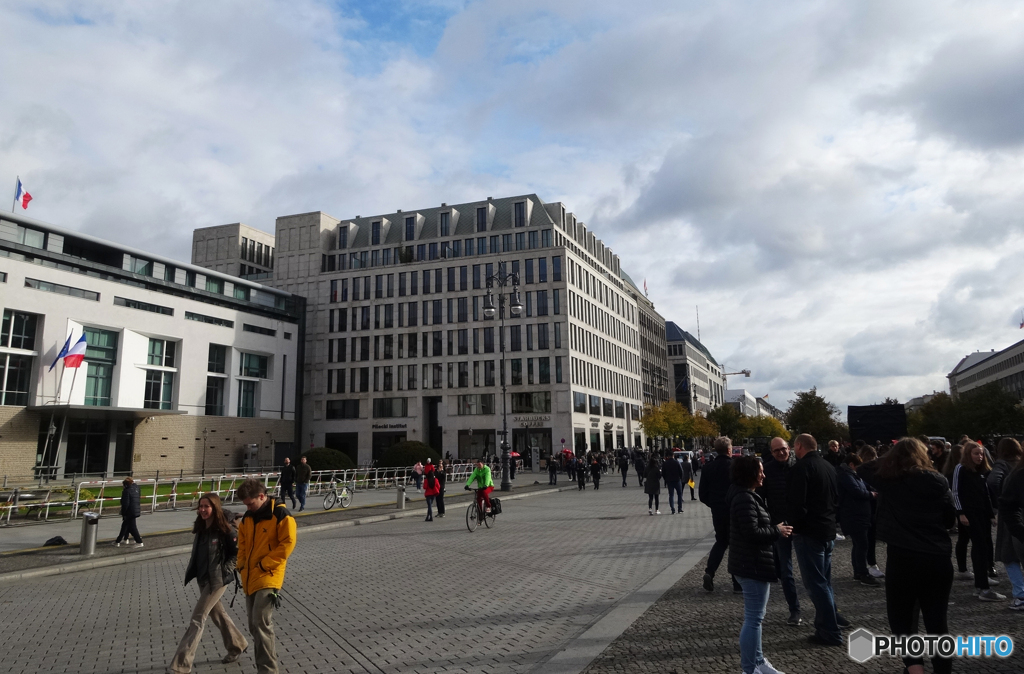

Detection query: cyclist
xmin=464 ymin=458 xmax=494 ymax=522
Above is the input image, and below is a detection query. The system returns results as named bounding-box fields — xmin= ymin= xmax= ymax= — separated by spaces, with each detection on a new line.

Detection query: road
xmin=0 ymin=478 xmax=714 ymax=673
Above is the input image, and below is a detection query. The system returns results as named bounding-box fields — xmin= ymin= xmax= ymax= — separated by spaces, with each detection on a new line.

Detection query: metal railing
xmin=0 ymin=464 xmax=482 ymax=526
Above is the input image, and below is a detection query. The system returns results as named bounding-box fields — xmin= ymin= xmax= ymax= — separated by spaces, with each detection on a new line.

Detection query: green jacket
xmin=465 ymin=466 xmax=494 ymax=489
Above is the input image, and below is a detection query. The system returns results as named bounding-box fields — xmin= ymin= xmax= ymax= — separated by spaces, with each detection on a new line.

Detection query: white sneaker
xmin=134 ymin=542 xmax=144 ymax=548
xmin=655 ymin=510 xmax=661 ymax=515
xmin=648 ymin=508 xmax=653 ymax=515
xmin=112 ymin=541 xmax=121 ymax=547
xmin=978 ymin=589 xmax=1006 ymax=602
xmin=868 ymin=565 xmax=885 ymax=578
xmin=834 ymin=533 xmax=845 ymax=541
xmin=754 ymin=658 xmax=785 ymax=674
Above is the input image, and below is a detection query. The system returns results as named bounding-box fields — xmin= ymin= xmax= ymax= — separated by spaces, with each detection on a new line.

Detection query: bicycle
xmin=465 ymin=494 xmax=498 ymax=532
xmin=322 ymin=479 xmax=353 ymax=510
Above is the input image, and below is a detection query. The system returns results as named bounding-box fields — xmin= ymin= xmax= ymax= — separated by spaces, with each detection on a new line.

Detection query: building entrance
xmin=512 ymin=428 xmax=551 ymax=470
xmin=64 ymin=419 xmax=109 ymax=476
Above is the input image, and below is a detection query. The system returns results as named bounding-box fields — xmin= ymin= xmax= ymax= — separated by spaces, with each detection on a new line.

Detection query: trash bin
xmin=396 ymin=485 xmax=406 ymax=510
xmin=80 ymin=512 xmax=100 ymax=556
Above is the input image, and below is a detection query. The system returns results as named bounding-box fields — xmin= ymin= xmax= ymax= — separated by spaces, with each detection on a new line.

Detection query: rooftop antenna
xmin=696 ymin=305 xmax=701 ymax=342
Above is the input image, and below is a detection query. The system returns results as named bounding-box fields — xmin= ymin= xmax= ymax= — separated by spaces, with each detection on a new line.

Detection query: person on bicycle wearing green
xmin=464 ymin=459 xmax=494 ymax=520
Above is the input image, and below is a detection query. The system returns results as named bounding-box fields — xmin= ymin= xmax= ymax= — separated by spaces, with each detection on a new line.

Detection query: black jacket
xmin=758 ymin=456 xmax=793 ymax=525
xmin=295 ymin=462 xmax=312 ymax=484
xmin=951 ymin=464 xmax=993 ymax=517
xmin=699 ymin=454 xmax=732 ymax=511
xmin=280 ymin=463 xmax=296 ymax=486
xmin=120 ymin=482 xmax=141 ymax=518
xmin=728 ymin=490 xmax=780 ymax=582
xmin=836 ymin=464 xmax=873 ymax=532
xmin=987 ymin=460 xmax=1013 ymax=509
xmin=644 ymin=462 xmax=662 ymax=495
xmin=865 ymin=468 xmax=955 ymax=557
xmin=184 ymin=526 xmax=237 ymax=589
xmin=662 ymin=457 xmax=683 ymax=483
xmin=787 ymin=451 xmax=837 ymax=542
xmin=998 ymin=468 xmax=1024 ymax=544
xmin=823 ymin=450 xmax=845 ymax=468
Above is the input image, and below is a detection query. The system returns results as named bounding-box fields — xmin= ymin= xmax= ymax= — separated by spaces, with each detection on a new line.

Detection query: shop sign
xmin=513 ymin=415 xmax=550 ymax=427
xmin=372 ymin=423 xmax=407 ymax=429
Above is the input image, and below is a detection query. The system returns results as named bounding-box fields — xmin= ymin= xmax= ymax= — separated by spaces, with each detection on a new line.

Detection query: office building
xmin=665 ymin=321 xmax=724 ymax=413
xmin=948 ymin=342 xmax=1024 ymax=400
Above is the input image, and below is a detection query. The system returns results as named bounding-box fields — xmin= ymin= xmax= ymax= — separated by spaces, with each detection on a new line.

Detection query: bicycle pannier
xmin=489 ymin=497 xmax=502 ymax=515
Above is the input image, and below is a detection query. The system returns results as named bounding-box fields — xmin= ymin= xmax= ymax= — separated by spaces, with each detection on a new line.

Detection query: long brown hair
xmin=193 ymin=492 xmax=231 ymax=535
xmin=942 ymin=445 xmax=963 ymax=479
xmin=959 ymin=441 xmax=992 ymax=473
xmin=875 ymin=437 xmax=936 ymax=480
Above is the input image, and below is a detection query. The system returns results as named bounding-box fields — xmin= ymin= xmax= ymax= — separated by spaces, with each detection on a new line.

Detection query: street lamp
xmin=201 ymin=428 xmax=208 ymax=477
xmin=482 ymin=261 xmax=522 ymax=492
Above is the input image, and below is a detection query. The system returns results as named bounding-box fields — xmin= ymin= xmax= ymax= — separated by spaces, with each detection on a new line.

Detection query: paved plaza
xmin=0 ymin=478 xmax=715 ymax=673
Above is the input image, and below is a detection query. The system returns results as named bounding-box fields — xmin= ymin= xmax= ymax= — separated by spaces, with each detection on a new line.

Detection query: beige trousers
xmin=169 ymin=583 xmax=247 ymax=673
xmin=245 ymin=588 xmax=280 ymax=674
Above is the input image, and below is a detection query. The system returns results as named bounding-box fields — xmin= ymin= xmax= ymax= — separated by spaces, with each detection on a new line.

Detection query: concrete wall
xmin=133 ymin=415 xmax=294 ymax=474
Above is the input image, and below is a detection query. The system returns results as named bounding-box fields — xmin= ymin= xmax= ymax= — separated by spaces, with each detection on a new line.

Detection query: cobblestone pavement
xmin=0 ymin=479 xmax=714 ymax=673
xmin=581 ymin=533 xmax=1023 ymax=674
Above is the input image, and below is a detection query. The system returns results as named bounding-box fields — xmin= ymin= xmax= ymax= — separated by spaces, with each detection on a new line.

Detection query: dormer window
xmin=372 ymin=221 xmax=381 ymax=246
xmin=405 ymin=216 xmax=416 ymax=241
xmin=476 ymin=207 xmax=487 ymax=233
xmin=338 ymin=227 xmax=348 ymax=249
xmin=514 ymin=202 xmax=526 ymax=228
xmin=440 ymin=212 xmax=450 ymax=237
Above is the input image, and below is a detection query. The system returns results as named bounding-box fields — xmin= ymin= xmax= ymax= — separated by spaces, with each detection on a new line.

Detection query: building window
xmin=84 ymin=328 xmax=118 ymax=407
xmin=372 ymin=221 xmax=381 ymax=245
xmin=511 ymin=358 xmax=522 ymax=385
xmin=144 ymin=370 xmax=174 ymax=410
xmin=573 ymin=391 xmax=587 ymax=413
xmin=185 ymin=311 xmax=234 ymax=328
xmin=205 ymin=377 xmax=225 ymax=416
xmin=127 ymin=255 xmax=153 ymax=276
xmin=239 ymin=353 xmax=269 ymax=379
xmin=589 ymin=395 xmax=601 ymax=415
xmin=405 ymin=216 xmax=416 ymax=241
xmin=147 ymin=338 xmax=176 ymax=367
xmin=514 ymin=202 xmax=526 ymax=227
xmin=114 ymin=296 xmax=174 ymax=315
xmin=208 ymin=344 xmax=227 ymax=373
xmin=511 ymin=392 xmax=551 ymax=413
xmin=206 ymin=277 xmax=224 ymax=294
xmin=339 ymin=227 xmax=348 ymax=249
xmin=615 ymin=400 xmax=625 ymax=418
xmin=327 ymin=399 xmax=360 ymax=419
xmin=237 ymin=380 xmax=257 ymax=417
xmin=440 ymin=211 xmax=450 ymax=237
xmin=0 ymin=353 xmax=33 ymax=405
xmin=24 ymin=277 xmax=100 ymax=301
xmin=242 ymin=324 xmax=276 ymax=336
xmin=372 ymin=397 xmax=408 ymax=418
xmin=457 ymin=394 xmax=495 ymax=415
xmin=553 ymin=255 xmax=562 ymax=281
xmin=476 ymin=207 xmax=487 ymax=232
xmin=1 ymin=309 xmax=38 ymax=350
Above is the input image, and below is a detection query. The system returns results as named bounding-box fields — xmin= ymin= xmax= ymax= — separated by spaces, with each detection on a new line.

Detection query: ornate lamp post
xmin=483 ymin=262 xmax=523 ymax=492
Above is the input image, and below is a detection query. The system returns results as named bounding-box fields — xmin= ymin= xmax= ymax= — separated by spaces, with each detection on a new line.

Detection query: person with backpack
xmin=114 ymin=476 xmax=143 ymax=548
xmin=235 ymin=478 xmax=296 ymax=674
xmin=662 ymin=452 xmax=684 ymax=514
xmin=169 ymin=493 xmax=247 ymax=673
xmin=423 ymin=460 xmax=441 ymax=521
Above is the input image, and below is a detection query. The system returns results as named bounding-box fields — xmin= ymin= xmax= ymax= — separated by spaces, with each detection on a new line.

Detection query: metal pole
xmin=499 ymin=288 xmax=511 ymax=492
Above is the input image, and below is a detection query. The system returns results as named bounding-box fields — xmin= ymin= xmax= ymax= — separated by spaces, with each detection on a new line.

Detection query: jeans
xmin=1004 ymin=561 xmax=1024 ymax=600
xmin=666 ymin=480 xmax=683 ymax=512
xmin=735 ymin=576 xmax=770 ymax=674
xmin=773 ymin=536 xmax=800 ymax=612
xmin=793 ymin=535 xmax=841 ymax=644
xmin=169 ymin=583 xmax=247 ymax=673
xmin=425 ymin=495 xmax=435 ymax=520
xmin=886 ymin=545 xmax=952 ymax=674
xmin=706 ymin=507 xmax=730 ymax=577
xmin=848 ymin=526 xmax=870 ymax=578
xmin=116 ymin=516 xmax=142 ymax=544
xmin=648 ymin=493 xmax=659 ymax=510
xmin=295 ymin=483 xmax=308 ymax=510
xmin=280 ymin=483 xmax=296 ymax=509
xmin=413 ymin=473 xmax=423 ymax=489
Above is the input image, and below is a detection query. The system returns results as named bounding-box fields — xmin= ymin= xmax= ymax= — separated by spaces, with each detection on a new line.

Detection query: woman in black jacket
xmin=998 ymin=456 xmax=1024 ymax=610
xmin=864 ymin=438 xmax=955 ymax=674
xmin=645 ymin=453 xmax=662 ymax=514
xmin=114 ymin=476 xmax=143 ymax=547
xmin=952 ymin=442 xmax=1003 ymax=601
xmin=837 ymin=454 xmax=877 ymax=586
xmin=169 ymin=493 xmax=247 ymax=673
xmin=729 ymin=456 xmax=792 ymax=674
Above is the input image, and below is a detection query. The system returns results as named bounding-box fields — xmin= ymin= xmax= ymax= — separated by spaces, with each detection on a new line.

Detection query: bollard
xmin=396 ymin=485 xmax=406 ymax=510
xmin=80 ymin=512 xmax=100 ymax=556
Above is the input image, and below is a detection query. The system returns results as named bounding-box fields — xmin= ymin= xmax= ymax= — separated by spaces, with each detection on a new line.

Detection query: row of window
xmin=239 ymin=237 xmax=274 ymax=269
xmin=570 ymin=322 xmax=639 ymax=376
xmin=571 ymin=356 xmax=642 ymax=402
xmin=324 ymin=356 xmax=564 ymax=394
xmin=572 ymin=391 xmax=641 ymax=420
xmin=568 ymin=288 xmax=637 ymax=351
xmin=326 ymin=324 xmax=563 ymax=363
xmin=324 ymin=390 xmax=550 ymax=421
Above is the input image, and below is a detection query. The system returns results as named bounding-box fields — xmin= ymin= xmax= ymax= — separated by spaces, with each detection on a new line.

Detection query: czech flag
xmin=15 ymin=178 xmax=32 ymax=209
xmin=64 ymin=334 xmax=88 ymax=368
xmin=48 ymin=334 xmax=72 ymax=372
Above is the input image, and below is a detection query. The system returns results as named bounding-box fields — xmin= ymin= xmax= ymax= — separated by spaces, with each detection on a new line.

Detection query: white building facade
xmin=666 ymin=321 xmax=725 ymax=414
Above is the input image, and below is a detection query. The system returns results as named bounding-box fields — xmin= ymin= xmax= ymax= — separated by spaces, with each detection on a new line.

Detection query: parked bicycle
xmin=322 ymin=479 xmax=353 ymax=510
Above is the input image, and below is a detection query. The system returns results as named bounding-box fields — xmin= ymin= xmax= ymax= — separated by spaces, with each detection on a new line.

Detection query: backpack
xmin=489 ymin=497 xmax=502 ymax=515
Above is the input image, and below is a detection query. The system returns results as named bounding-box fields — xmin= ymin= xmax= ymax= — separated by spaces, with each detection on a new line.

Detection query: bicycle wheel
xmin=483 ymin=506 xmax=493 ymax=528
xmin=339 ymin=487 xmax=352 ymax=508
xmin=466 ymin=502 xmax=479 ymax=532
xmin=323 ymin=490 xmax=337 ymax=510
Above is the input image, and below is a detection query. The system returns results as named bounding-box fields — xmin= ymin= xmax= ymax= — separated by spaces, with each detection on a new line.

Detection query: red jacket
xmin=423 ymin=465 xmax=441 ymax=497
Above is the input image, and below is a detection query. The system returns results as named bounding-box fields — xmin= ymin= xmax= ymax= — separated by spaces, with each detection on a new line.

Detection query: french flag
xmin=14 ymin=178 xmax=32 ymax=209
xmin=64 ymin=334 xmax=88 ymax=368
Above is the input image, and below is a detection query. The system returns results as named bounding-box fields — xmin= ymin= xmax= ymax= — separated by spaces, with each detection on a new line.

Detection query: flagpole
xmin=12 ymin=175 xmax=19 ymax=212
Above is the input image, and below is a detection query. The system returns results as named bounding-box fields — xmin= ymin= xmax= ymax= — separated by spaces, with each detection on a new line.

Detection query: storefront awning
xmin=27 ymin=404 xmax=187 ymax=421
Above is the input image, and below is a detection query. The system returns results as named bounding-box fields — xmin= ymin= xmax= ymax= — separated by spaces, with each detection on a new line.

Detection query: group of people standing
xmin=700 ymin=431 xmax=1024 ymax=674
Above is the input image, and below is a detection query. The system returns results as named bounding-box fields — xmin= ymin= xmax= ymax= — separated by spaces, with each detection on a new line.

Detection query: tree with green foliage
xmin=740 ymin=415 xmax=791 ymax=441
xmin=785 ymin=387 xmax=848 ymax=442
xmin=908 ymin=385 xmax=1024 ymax=439
xmin=707 ymin=404 xmax=743 ymax=440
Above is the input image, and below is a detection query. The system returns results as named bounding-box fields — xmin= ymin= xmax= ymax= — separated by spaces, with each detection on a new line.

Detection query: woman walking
xmin=114 ymin=476 xmax=143 ymax=548
xmin=590 ymin=460 xmax=602 ymax=490
xmin=952 ymin=441 xmax=1004 ymax=601
xmin=865 ymin=438 xmax=956 ymax=674
xmin=943 ymin=445 xmax=972 ymax=578
xmin=837 ymin=454 xmax=878 ymax=586
xmin=168 ymin=493 xmax=247 ymax=673
xmin=645 ymin=452 xmax=662 ymax=515
xmin=730 ymin=455 xmax=791 ymax=674
xmin=423 ymin=460 xmax=441 ymax=521
xmin=435 ymin=460 xmax=448 ymax=517
xmin=855 ymin=445 xmax=885 ymax=579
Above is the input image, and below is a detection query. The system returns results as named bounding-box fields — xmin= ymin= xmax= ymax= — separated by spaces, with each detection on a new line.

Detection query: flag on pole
xmin=49 ymin=334 xmax=73 ymax=372
xmin=643 ymin=278 xmax=648 ymax=296
xmin=64 ymin=334 xmax=88 ymax=368
xmin=761 ymin=394 xmax=769 ymax=399
xmin=14 ymin=178 xmax=32 ymax=209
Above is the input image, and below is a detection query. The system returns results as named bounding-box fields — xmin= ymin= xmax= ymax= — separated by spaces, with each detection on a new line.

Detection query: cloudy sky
xmin=3 ymin=0 xmax=1024 ymax=413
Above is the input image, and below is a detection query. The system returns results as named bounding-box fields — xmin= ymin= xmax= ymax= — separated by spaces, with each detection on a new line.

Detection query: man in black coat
xmin=279 ymin=457 xmax=297 ymax=509
xmin=662 ymin=452 xmax=684 ymax=514
xmin=788 ymin=433 xmax=845 ymax=646
xmin=115 ymin=477 xmax=144 ymax=547
xmin=699 ymin=436 xmax=739 ymax=592
xmin=759 ymin=437 xmax=802 ymax=626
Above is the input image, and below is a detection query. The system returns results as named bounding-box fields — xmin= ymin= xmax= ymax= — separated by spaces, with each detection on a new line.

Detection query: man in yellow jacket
xmin=235 ymin=478 xmax=296 ymax=674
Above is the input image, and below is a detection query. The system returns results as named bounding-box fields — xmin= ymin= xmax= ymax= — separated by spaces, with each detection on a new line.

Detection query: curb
xmin=0 ymin=485 xmax=574 ymax=584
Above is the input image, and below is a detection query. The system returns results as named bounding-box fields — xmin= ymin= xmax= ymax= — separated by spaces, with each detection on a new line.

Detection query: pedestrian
xmin=423 ymin=460 xmax=440 ymax=522
xmin=635 ymin=452 xmax=647 ymax=488
xmin=169 ymin=493 xmax=248 ymax=673
xmin=729 ymin=455 xmax=792 ymax=674
xmin=235 ymin=478 xmax=296 ymax=674
xmin=787 ymin=433 xmax=846 ymax=647
xmin=997 ymin=447 xmax=1024 ymax=610
xmin=952 ymin=441 xmax=1004 ymax=601
xmin=700 ymin=437 xmax=739 ymax=593
xmin=988 ymin=438 xmax=1021 ymax=511
xmin=927 ymin=438 xmax=949 ymax=472
xmin=590 ymin=460 xmax=602 ymax=489
xmin=823 ymin=440 xmax=844 ymax=469
xmin=279 ymin=457 xmax=296 ymax=510
xmin=690 ymin=453 xmax=700 ymax=499
xmin=567 ymin=455 xmax=576 ymax=483
xmin=863 ymin=438 xmax=956 ymax=674
xmin=412 ymin=460 xmax=424 ymax=491
xmin=855 ymin=445 xmax=885 ymax=580
xmin=645 ymin=452 xmax=662 ymax=514
xmin=837 ymin=454 xmax=878 ymax=586
xmin=759 ymin=437 xmax=802 ymax=626
xmin=113 ymin=476 xmax=143 ymax=548
xmin=942 ymin=444 xmax=972 ymax=577
xmin=662 ymin=451 xmax=684 ymax=514
xmin=577 ymin=457 xmax=587 ymax=491
xmin=548 ymin=456 xmax=558 ymax=485
xmin=294 ymin=455 xmax=312 ymax=512
xmin=618 ymin=453 xmax=630 ymax=487
xmin=435 ymin=460 xmax=448 ymax=517
xmin=510 ymin=454 xmax=517 ymax=480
